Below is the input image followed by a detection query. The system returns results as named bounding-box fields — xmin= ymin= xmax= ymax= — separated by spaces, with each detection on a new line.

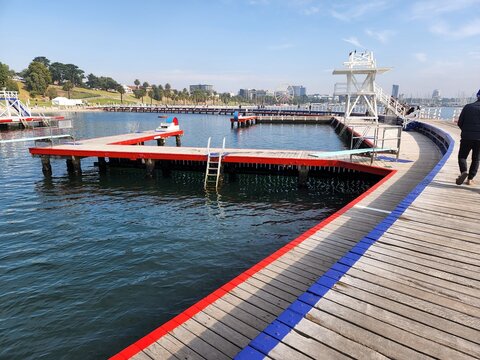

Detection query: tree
xmin=148 ymin=89 xmax=154 ymax=105
xmin=97 ymin=76 xmax=118 ymax=91
xmin=133 ymin=88 xmax=146 ymax=102
xmin=142 ymin=81 xmax=149 ymax=89
xmin=117 ymin=85 xmax=126 ymax=104
xmin=0 ymin=62 xmax=19 ymax=91
xmin=49 ymin=62 xmax=67 ymax=84
xmin=134 ymin=79 xmax=140 ymax=88
xmin=24 ymin=61 xmax=52 ymax=96
xmin=45 ymin=87 xmax=58 ymax=100
xmin=33 ymin=56 xmax=50 ymax=67
xmin=48 ymin=62 xmax=84 ymax=86
xmin=63 ymin=64 xmax=84 ymax=86
xmin=86 ymin=73 xmax=99 ymax=89
xmin=62 ymin=80 xmax=74 ymax=98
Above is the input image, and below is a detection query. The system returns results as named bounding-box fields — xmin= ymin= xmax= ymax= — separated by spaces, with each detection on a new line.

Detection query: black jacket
xmin=458 ymin=100 xmax=480 ymax=140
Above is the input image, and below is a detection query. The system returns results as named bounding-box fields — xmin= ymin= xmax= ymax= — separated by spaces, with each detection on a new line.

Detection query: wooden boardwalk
xmin=234 ymin=120 xmax=480 ymax=359
xmin=110 ymin=120 xmax=473 ymax=359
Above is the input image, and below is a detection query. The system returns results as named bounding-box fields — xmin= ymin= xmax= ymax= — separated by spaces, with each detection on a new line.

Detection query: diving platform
xmin=0 ymin=90 xmax=66 ymax=130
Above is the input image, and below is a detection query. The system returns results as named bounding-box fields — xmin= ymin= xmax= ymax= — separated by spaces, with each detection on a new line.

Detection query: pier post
xmin=157 ymin=138 xmax=165 ymax=146
xmin=67 ymin=156 xmax=82 ymax=176
xmin=298 ymin=165 xmax=309 ymax=188
xmin=98 ymin=157 xmax=107 ymax=174
xmin=145 ymin=159 xmax=156 ymax=178
xmin=175 ymin=135 xmax=182 ymax=147
xmin=41 ymin=156 xmax=52 ymax=177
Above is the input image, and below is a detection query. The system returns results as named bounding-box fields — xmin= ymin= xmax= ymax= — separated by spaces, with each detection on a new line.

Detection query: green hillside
xmin=16 ymin=83 xmax=163 ymax=107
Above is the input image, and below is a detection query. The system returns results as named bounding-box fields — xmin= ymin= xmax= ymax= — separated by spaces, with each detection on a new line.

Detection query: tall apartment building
xmin=189 ymin=84 xmax=214 ymax=93
xmin=391 ymin=84 xmax=399 ymax=98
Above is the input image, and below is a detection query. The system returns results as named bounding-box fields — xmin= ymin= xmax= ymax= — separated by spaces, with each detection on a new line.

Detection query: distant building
xmin=308 ymin=94 xmax=332 ymax=102
xmin=122 ymin=85 xmax=133 ymax=94
xmin=391 ymin=84 xmax=399 ymax=99
xmin=291 ymin=85 xmax=307 ymax=97
xmin=238 ymin=89 xmax=268 ymax=101
xmin=432 ymin=89 xmax=441 ymax=99
xmin=239 ymin=89 xmax=252 ymax=100
xmin=190 ymin=84 xmax=213 ymax=93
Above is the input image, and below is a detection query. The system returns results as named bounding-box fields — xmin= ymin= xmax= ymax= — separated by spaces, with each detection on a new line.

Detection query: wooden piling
xmin=41 ymin=156 xmax=52 ymax=177
xmin=157 ymin=138 xmax=165 ymax=146
xmin=98 ymin=157 xmax=107 ymax=174
xmin=298 ymin=165 xmax=309 ymax=188
xmin=67 ymin=156 xmax=82 ymax=176
xmin=145 ymin=159 xmax=156 ymax=178
xmin=175 ymin=135 xmax=182 ymax=147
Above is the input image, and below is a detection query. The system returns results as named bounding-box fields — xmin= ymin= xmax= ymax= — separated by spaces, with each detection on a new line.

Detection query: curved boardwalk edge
xmin=235 ymin=121 xmax=456 ymax=359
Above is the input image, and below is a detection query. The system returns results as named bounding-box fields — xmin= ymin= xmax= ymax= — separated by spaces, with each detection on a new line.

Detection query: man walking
xmin=456 ymin=89 xmax=480 ymax=185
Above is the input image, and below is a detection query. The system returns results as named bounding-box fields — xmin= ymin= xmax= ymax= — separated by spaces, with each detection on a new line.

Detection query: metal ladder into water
xmin=204 ymin=137 xmax=226 ymax=191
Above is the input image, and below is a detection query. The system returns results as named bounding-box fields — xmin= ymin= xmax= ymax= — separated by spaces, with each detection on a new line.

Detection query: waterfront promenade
xmin=110 ymin=119 xmax=480 ymax=359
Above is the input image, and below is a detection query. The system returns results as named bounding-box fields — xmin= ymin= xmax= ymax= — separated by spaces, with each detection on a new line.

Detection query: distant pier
xmin=98 ymin=105 xmax=344 ymax=117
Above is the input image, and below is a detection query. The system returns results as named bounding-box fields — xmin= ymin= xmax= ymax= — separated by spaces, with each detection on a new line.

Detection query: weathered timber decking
xmin=235 ymin=120 xmax=480 ymax=359
xmin=111 ymin=121 xmax=465 ymax=359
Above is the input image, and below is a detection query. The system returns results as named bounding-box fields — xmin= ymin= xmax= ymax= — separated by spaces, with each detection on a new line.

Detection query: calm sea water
xmin=0 ymin=113 xmax=374 ymax=359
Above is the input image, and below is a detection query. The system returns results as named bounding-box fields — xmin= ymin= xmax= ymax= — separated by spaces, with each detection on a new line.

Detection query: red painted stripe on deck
xmin=110 ymin=167 xmax=396 ymax=359
xmin=109 ymin=131 xmax=184 ymax=145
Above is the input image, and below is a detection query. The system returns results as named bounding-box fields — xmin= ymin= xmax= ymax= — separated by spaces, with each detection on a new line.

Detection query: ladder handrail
xmin=215 ymin=137 xmax=226 ymax=188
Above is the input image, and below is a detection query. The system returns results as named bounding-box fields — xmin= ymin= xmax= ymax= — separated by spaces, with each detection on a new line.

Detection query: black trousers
xmin=458 ymin=139 xmax=480 ymax=179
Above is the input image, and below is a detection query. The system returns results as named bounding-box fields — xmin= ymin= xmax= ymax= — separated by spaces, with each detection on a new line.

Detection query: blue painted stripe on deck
xmin=234 ymin=122 xmax=454 ymax=359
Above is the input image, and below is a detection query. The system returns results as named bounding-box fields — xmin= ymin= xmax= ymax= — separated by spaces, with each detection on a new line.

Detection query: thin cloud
xmin=342 ymin=37 xmax=364 ymax=48
xmin=413 ymin=52 xmax=427 ymax=62
xmin=410 ymin=0 xmax=480 ymax=19
xmin=331 ymin=0 xmax=389 ymax=21
xmin=365 ymin=29 xmax=394 ymax=43
xmin=430 ymin=18 xmax=480 ymax=38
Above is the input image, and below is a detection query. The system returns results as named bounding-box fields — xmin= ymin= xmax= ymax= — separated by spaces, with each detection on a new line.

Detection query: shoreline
xmin=30 ymin=106 xmax=103 ymax=114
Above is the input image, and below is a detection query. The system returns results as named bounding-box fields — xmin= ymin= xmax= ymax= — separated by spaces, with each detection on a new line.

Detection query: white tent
xmin=52 ymin=97 xmax=83 ymax=106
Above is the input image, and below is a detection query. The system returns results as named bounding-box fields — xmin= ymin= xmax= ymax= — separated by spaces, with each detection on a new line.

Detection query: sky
xmin=1 ymin=0 xmax=479 ymax=98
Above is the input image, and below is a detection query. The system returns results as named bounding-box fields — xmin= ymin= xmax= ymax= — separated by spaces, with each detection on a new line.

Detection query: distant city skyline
xmin=1 ymin=0 xmax=479 ymax=98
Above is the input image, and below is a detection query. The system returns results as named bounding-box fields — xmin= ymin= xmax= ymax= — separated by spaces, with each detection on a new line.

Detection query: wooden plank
xmin=202 ymin=302 xmax=259 ymax=341
xmin=339 ymin=269 xmax=480 ymax=334
xmin=291 ymin=317 xmax=390 ymax=359
xmin=355 ymin=252 xmax=480 ymax=299
xmin=153 ymin=334 xmax=205 ymax=360
xmin=181 ymin=317 xmax=240 ymax=358
xmin=313 ymin=297 xmax=471 ymax=359
xmin=327 ymin=280 xmax=480 ymax=356
xmin=219 ymin=293 xmax=275 ymax=328
xmin=131 ymin=351 xmax=155 ymax=360
xmin=267 ymin=341 xmax=314 ymax=360
xmin=170 ymin=324 xmax=230 ymax=360
xmin=303 ymin=307 xmax=431 ymax=360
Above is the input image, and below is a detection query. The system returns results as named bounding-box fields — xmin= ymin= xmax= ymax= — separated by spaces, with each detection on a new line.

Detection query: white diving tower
xmin=333 ymin=51 xmax=390 ymax=124
xmin=333 ymin=51 xmax=411 ymax=125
